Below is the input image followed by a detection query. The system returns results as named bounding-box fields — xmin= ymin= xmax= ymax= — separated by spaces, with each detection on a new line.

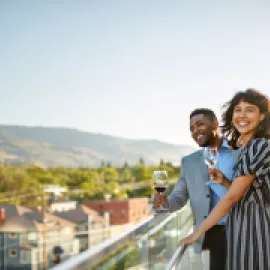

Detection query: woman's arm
xmin=180 ymin=173 xmax=256 ymax=245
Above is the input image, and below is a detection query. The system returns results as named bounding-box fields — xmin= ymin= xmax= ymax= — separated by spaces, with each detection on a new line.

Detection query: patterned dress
xmin=226 ymin=138 xmax=270 ymax=270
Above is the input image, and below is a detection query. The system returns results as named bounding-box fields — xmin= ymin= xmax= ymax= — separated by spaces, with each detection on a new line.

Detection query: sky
xmin=0 ymin=0 xmax=270 ymax=147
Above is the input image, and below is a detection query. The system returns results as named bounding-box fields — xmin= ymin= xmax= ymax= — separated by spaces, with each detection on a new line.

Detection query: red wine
xmin=155 ymin=186 xmax=167 ymax=193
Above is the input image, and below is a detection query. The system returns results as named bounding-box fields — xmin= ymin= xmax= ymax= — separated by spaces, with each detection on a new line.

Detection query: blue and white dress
xmin=226 ymin=138 xmax=270 ymax=270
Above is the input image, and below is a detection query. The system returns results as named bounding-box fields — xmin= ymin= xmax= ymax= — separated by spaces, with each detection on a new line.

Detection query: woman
xmin=180 ymin=89 xmax=270 ymax=270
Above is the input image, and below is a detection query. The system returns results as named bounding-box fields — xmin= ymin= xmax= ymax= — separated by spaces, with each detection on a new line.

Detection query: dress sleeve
xmin=243 ymin=138 xmax=270 ymax=187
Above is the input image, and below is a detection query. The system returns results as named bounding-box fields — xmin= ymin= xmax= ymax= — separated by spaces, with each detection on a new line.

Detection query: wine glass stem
xmin=158 ymin=192 xmax=165 ymax=209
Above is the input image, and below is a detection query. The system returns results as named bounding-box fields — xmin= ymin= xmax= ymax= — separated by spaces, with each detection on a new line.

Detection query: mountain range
xmin=0 ymin=125 xmax=195 ymax=167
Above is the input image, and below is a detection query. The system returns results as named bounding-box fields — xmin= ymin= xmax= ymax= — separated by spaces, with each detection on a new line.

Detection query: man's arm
xmin=168 ymin=158 xmax=189 ymax=212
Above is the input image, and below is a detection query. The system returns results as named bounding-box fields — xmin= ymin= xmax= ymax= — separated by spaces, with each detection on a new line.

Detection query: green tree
xmin=121 ymin=167 xmax=132 ymax=182
xmin=102 ymin=167 xmax=119 ymax=182
xmin=100 ymin=160 xmax=105 ymax=168
xmin=132 ymin=164 xmax=151 ymax=181
xmin=106 ymin=161 xmax=112 ymax=168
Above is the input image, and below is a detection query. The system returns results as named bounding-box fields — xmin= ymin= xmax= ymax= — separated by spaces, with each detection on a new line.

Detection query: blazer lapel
xmin=197 ymin=150 xmax=211 ymax=184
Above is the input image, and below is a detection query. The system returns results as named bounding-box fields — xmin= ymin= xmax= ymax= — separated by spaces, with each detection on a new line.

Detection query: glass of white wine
xmin=203 ymin=146 xmax=218 ymax=185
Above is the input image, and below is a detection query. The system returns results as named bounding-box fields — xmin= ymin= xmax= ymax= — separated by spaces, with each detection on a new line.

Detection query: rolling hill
xmin=0 ymin=125 xmax=195 ymax=167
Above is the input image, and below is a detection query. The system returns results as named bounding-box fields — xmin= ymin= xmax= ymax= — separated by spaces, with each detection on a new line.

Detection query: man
xmin=153 ymin=108 xmax=239 ymax=270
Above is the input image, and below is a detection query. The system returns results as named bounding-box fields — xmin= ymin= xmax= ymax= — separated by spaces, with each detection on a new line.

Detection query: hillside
xmin=0 ymin=125 xmax=195 ymax=167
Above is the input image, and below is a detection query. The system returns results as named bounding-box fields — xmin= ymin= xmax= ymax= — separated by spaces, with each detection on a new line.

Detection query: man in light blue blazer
xmin=153 ymin=108 xmax=239 ymax=270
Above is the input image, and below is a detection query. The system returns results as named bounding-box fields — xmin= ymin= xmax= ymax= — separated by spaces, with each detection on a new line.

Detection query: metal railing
xmin=50 ymin=205 xmax=193 ymax=270
xmin=165 ymin=227 xmax=194 ymax=270
xmin=166 ymin=245 xmax=188 ymax=270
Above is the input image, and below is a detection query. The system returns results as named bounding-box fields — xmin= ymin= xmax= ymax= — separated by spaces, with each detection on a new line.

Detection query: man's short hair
xmin=189 ymin=108 xmax=217 ymax=122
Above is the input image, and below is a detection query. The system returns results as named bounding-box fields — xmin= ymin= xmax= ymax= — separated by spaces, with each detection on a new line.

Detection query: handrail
xmin=165 ymin=227 xmax=193 ymax=270
xmin=142 ymin=208 xmax=191 ymax=238
xmin=165 ymin=245 xmax=187 ymax=270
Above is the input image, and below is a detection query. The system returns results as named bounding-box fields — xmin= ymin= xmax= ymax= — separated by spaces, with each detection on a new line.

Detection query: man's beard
xmin=200 ymin=133 xmax=216 ymax=147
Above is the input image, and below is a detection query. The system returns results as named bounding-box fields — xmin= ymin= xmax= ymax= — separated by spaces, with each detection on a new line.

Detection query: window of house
xmin=28 ymin=232 xmax=37 ymax=241
xmin=8 ymin=233 xmax=17 ymax=239
xmin=20 ymin=250 xmax=31 ymax=264
xmin=62 ymin=227 xmax=72 ymax=235
xmin=9 ymin=249 xmax=17 ymax=257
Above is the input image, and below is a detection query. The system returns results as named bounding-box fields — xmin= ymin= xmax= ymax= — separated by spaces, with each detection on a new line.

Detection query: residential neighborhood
xmin=0 ymin=185 xmax=150 ymax=270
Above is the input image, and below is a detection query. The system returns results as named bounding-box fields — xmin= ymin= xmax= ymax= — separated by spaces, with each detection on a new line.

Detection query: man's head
xmin=189 ymin=108 xmax=219 ymax=147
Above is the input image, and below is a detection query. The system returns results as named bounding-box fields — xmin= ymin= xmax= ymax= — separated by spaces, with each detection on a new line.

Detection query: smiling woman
xmin=221 ymin=88 xmax=270 ymax=149
xmin=180 ymin=89 xmax=270 ymax=270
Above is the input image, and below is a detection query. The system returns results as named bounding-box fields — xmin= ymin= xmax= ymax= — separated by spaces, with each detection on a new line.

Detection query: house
xmin=49 ymin=197 xmax=77 ymax=212
xmin=83 ymin=198 xmax=149 ymax=225
xmin=0 ymin=205 xmax=79 ymax=270
xmin=52 ymin=203 xmax=110 ymax=251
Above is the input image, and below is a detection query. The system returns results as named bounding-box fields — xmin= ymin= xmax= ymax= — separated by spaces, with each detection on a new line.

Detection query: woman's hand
xmin=178 ymin=230 xmax=202 ymax=246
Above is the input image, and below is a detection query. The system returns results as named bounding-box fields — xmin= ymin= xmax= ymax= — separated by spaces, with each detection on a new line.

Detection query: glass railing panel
xmin=89 ymin=212 xmax=172 ymax=270
xmin=175 ymin=246 xmax=210 ymax=270
xmin=147 ymin=205 xmax=193 ymax=269
xmin=168 ymin=235 xmax=210 ymax=270
xmin=51 ymin=205 xmax=193 ymax=270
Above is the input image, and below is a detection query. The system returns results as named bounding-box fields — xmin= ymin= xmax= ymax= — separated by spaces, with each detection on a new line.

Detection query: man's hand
xmin=152 ymin=193 xmax=168 ymax=209
xmin=208 ymin=168 xmax=231 ymax=189
xmin=208 ymin=168 xmax=226 ymax=184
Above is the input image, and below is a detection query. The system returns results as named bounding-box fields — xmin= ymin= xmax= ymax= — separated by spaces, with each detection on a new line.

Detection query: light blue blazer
xmin=168 ymin=148 xmax=240 ymax=252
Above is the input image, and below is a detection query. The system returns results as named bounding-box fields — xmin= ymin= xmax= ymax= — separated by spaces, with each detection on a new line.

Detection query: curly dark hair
xmin=221 ymin=88 xmax=270 ymax=148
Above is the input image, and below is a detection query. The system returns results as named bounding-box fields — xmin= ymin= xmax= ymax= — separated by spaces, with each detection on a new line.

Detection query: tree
xmin=106 ymin=161 xmax=112 ymax=168
xmin=102 ymin=167 xmax=119 ymax=182
xmin=100 ymin=160 xmax=105 ymax=168
xmin=121 ymin=168 xmax=132 ymax=182
xmin=132 ymin=164 xmax=151 ymax=181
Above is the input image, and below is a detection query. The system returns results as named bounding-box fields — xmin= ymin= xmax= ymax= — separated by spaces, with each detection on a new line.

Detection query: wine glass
xmin=203 ymin=146 xmax=218 ymax=185
xmin=153 ymin=170 xmax=168 ymax=211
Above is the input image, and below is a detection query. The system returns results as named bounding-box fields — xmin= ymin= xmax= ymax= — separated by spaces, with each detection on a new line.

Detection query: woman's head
xmin=221 ymin=89 xmax=270 ymax=148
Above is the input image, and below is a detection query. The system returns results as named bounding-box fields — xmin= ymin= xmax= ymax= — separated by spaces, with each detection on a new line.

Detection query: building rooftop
xmin=0 ymin=216 xmax=38 ymax=232
xmin=84 ymin=198 xmax=148 ymax=203
xmin=53 ymin=204 xmax=104 ymax=224
xmin=50 ymin=197 xmax=77 ymax=204
xmin=0 ymin=204 xmax=76 ymax=232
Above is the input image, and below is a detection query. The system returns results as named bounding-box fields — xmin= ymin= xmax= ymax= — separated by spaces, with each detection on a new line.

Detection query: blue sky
xmin=1 ymin=0 xmax=270 ymax=147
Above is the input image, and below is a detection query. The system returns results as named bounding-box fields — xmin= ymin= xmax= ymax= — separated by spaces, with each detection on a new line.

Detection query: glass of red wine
xmin=153 ymin=170 xmax=168 ymax=211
